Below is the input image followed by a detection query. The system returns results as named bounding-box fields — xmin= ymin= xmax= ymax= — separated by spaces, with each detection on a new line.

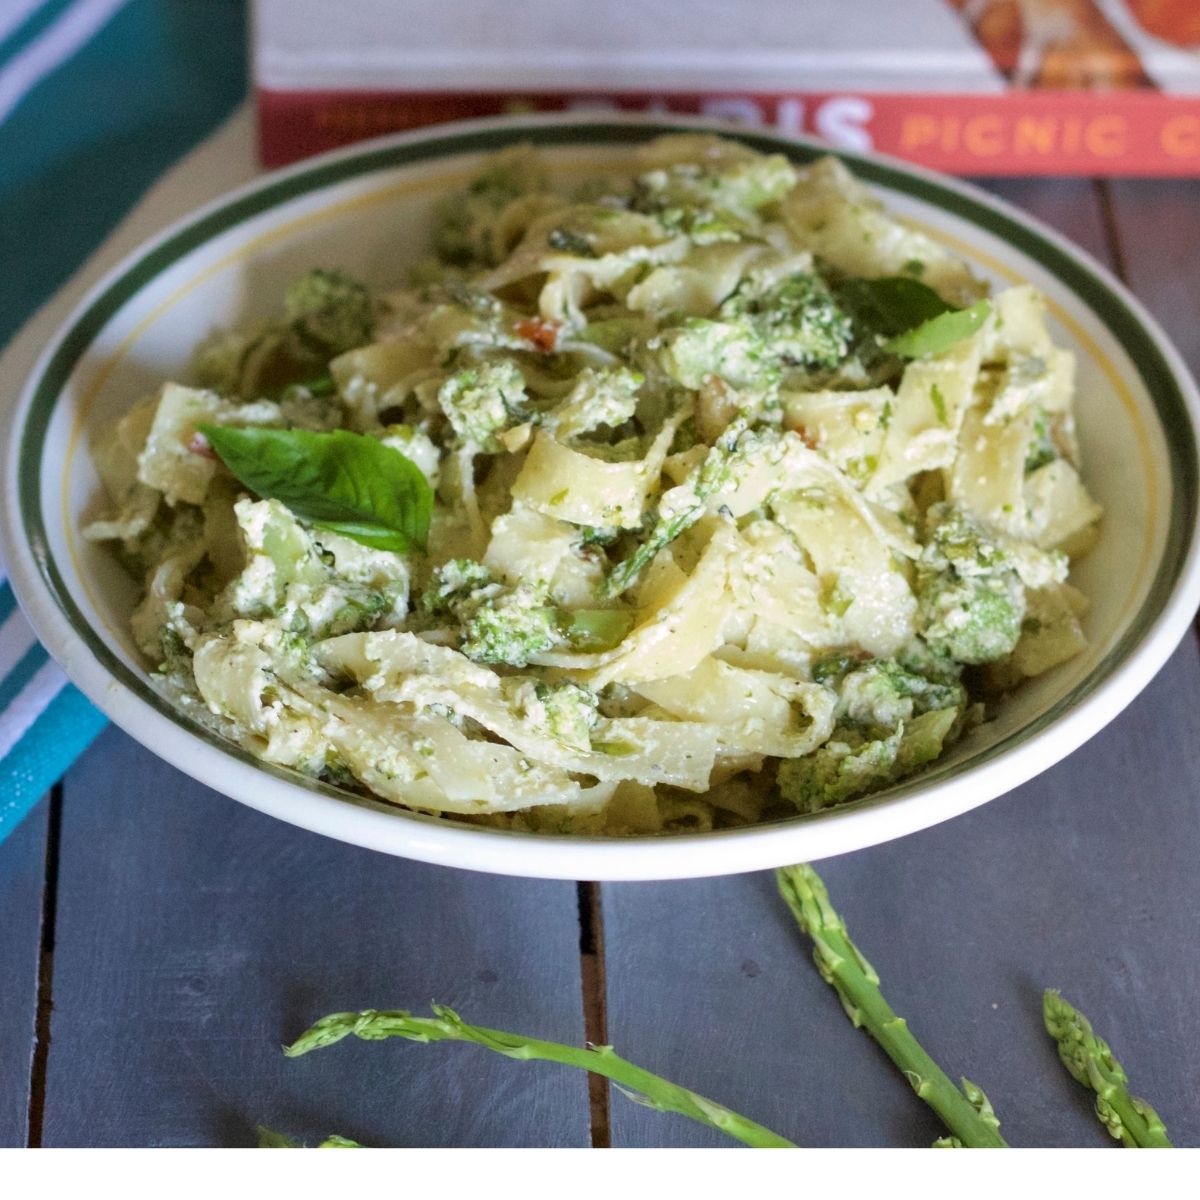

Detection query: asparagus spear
xmin=284 ymin=1003 xmax=795 ymax=1148
xmin=1042 ymin=990 xmax=1172 ymax=1148
xmin=257 ymin=1126 xmax=362 ymax=1148
xmin=776 ymin=863 xmax=1007 ymax=1148
xmin=603 ymin=415 xmax=748 ymax=598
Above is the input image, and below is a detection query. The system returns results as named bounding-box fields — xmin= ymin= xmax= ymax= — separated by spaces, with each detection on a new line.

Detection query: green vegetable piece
xmin=1025 ymin=408 xmax=1057 ymax=472
xmin=284 ymin=268 xmax=375 ymax=357
xmin=199 ymin=425 xmax=432 ymax=555
xmin=437 ymin=359 xmax=527 ymax=449
xmin=720 ymin=272 xmax=852 ymax=370
xmin=659 ymin=319 xmax=780 ymax=392
xmin=421 ymin=558 xmax=495 ymax=618
xmin=258 ymin=1126 xmax=362 ymax=1149
xmin=547 ymin=227 xmax=597 ymax=258
xmin=283 ymin=1005 xmax=795 ymax=1149
xmin=460 ymin=584 xmax=561 ymax=667
xmin=560 ymin=608 xmax=634 ymax=651
xmin=605 ymin=416 xmax=748 ymax=598
xmin=1042 ymin=990 xmax=1172 ymax=1148
xmin=434 ymin=148 xmax=547 ymax=267
xmin=834 ymin=275 xmax=957 ymax=340
xmin=778 ymin=726 xmax=904 ymax=813
xmin=929 ymin=383 xmax=948 ymax=424
xmin=884 ymin=301 xmax=990 ymax=359
xmin=836 ymin=657 xmax=965 ymax=732
xmin=916 ymin=505 xmax=1025 ymax=665
xmin=529 ymin=681 xmax=600 ymax=752
xmin=776 ymin=864 xmax=1008 ymax=1148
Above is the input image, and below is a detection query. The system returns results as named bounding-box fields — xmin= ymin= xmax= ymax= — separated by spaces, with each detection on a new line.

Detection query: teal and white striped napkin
xmin=0 ymin=566 xmax=106 ymax=838
xmin=0 ymin=0 xmax=247 ymax=843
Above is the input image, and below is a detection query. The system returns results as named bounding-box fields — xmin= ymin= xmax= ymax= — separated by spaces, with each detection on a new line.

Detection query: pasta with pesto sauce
xmin=84 ymin=135 xmax=1101 ymax=835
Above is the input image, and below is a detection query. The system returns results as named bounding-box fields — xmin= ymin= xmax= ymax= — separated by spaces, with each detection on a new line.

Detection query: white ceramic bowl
xmin=4 ymin=114 xmax=1199 ymax=880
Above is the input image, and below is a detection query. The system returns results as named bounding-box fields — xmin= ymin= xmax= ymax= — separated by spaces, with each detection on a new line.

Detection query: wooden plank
xmin=0 ymin=799 xmax=48 ymax=1147
xmin=1106 ymin=179 xmax=1200 ymax=377
xmin=40 ymin=729 xmax=591 ymax=1147
xmin=976 ymin=177 xmax=1113 ymax=264
xmin=604 ymin=180 xmax=1200 ymax=1147
xmin=604 ymin=642 xmax=1200 ymax=1147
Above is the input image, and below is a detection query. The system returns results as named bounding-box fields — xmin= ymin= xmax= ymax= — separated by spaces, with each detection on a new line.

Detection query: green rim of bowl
xmin=15 ymin=117 xmax=1200 ymax=827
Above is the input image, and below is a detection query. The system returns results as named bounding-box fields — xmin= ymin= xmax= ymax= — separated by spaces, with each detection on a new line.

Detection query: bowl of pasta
xmin=3 ymin=114 xmax=1198 ymax=879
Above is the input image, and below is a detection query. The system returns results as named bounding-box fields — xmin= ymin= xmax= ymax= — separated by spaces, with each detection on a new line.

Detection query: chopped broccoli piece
xmin=421 ymin=559 xmax=562 ymax=666
xmin=657 ymin=318 xmax=781 ymax=392
xmin=437 ymin=360 xmax=527 ymax=449
xmin=779 ymin=707 xmax=959 ymax=814
xmin=633 ymin=150 xmax=795 ymax=229
xmin=1025 ymin=407 xmax=1058 ymax=472
xmin=779 ymin=726 xmax=904 ymax=813
xmin=917 ymin=505 xmax=1026 ymax=665
xmin=836 ymin=658 xmax=965 ymax=731
xmin=515 ymin=680 xmax=600 ymax=752
xmin=421 ymin=558 xmax=495 ymax=618
xmin=284 ymin=269 xmax=375 ymax=357
xmin=720 ymin=273 xmax=852 ymax=369
xmin=460 ymin=583 xmax=561 ymax=667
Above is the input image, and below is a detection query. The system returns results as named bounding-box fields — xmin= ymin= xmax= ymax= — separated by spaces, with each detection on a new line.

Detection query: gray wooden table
xmin=2 ymin=176 xmax=1198 ymax=1149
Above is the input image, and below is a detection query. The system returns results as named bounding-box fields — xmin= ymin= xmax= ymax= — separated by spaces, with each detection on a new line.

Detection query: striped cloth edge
xmin=0 ymin=0 xmax=130 ymax=127
xmin=0 ymin=561 xmax=106 ymax=840
xmin=0 ymin=0 xmax=134 ymax=838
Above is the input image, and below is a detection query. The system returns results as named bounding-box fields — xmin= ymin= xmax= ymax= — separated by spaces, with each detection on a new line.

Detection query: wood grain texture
xmin=0 ymin=799 xmax=47 ymax=1147
xmin=1106 ymin=179 xmax=1200 ymax=375
xmin=976 ymin=176 xmax=1113 ymax=264
xmin=604 ymin=643 xmax=1200 ymax=1147
xmin=40 ymin=729 xmax=590 ymax=1147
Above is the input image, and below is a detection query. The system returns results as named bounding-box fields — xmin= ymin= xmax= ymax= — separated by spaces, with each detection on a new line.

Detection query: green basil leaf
xmin=882 ymin=300 xmax=991 ymax=359
xmin=199 ymin=425 xmax=432 ymax=554
xmin=833 ymin=276 xmax=956 ymax=339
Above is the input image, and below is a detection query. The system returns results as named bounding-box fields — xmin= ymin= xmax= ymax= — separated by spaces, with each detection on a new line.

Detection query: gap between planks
xmin=576 ymin=881 xmax=611 ymax=1147
xmin=25 ymin=782 xmax=63 ymax=1148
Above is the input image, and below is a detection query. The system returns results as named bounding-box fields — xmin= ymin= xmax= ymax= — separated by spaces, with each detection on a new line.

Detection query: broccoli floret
xmin=720 ymin=273 xmax=852 ymax=369
xmin=633 ymin=148 xmax=795 ymax=229
xmin=917 ymin=505 xmax=1026 ymax=665
xmin=437 ymin=360 xmax=527 ymax=449
xmin=836 ymin=658 xmax=964 ymax=731
xmin=657 ymin=276 xmax=851 ymax=391
xmin=778 ymin=726 xmax=904 ymax=813
xmin=657 ymin=318 xmax=781 ymax=392
xmin=541 ymin=367 xmax=641 ymax=440
xmin=511 ymin=680 xmax=600 ymax=752
xmin=460 ymin=583 xmax=561 ymax=667
xmin=284 ymin=269 xmax=375 ymax=357
xmin=421 ymin=558 xmax=496 ymax=618
xmin=421 ymin=559 xmax=562 ymax=666
xmin=779 ymin=705 xmax=960 ymax=814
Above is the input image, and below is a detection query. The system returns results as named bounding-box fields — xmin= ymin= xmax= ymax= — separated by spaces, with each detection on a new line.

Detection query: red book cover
xmin=255 ymin=0 xmax=1200 ymax=175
